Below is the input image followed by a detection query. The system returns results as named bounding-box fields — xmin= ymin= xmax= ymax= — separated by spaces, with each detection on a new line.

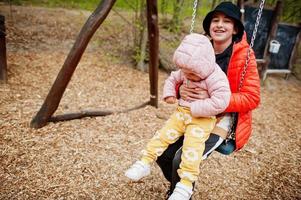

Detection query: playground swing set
xmin=1 ymin=0 xmax=295 ymax=155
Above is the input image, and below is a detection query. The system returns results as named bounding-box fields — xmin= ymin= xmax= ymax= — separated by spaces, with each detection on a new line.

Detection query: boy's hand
xmin=165 ymin=96 xmax=177 ymax=104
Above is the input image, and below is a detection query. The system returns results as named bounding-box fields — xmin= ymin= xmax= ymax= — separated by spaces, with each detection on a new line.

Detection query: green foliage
xmin=263 ymin=0 xmax=300 ymax=24
xmin=8 ymin=0 xmax=208 ymax=16
xmin=281 ymin=0 xmax=301 ymax=24
xmin=7 ymin=0 xmax=301 ymax=24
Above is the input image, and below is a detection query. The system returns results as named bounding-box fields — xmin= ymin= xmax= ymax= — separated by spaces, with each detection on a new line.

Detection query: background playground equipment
xmin=241 ymin=0 xmax=300 ymax=81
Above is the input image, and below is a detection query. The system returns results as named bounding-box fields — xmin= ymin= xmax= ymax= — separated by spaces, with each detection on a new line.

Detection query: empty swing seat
xmin=215 ymin=139 xmax=235 ymax=155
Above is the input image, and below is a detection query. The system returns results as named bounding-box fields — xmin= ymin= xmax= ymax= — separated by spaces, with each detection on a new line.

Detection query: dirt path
xmin=0 ymin=5 xmax=300 ymax=200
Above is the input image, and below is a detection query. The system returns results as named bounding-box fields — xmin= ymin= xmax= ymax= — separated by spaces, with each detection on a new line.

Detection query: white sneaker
xmin=125 ymin=161 xmax=150 ymax=181
xmin=168 ymin=182 xmax=193 ymax=200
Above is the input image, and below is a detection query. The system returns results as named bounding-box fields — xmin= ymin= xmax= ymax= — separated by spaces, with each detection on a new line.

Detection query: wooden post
xmin=30 ymin=0 xmax=116 ymax=129
xmin=146 ymin=0 xmax=159 ymax=108
xmin=261 ymin=0 xmax=283 ymax=80
xmin=0 ymin=15 xmax=7 ymax=83
xmin=287 ymin=28 xmax=301 ymax=79
xmin=237 ymin=0 xmax=245 ymax=22
xmin=263 ymin=1 xmax=283 ymax=58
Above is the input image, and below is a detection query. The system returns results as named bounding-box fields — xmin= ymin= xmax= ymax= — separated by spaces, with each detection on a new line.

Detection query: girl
xmin=125 ymin=34 xmax=231 ymax=200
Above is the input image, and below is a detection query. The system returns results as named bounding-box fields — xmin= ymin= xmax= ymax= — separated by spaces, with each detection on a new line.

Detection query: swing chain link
xmin=238 ymin=0 xmax=265 ymax=91
xmin=190 ymin=0 xmax=199 ymax=33
xmin=228 ymin=0 xmax=265 ymax=141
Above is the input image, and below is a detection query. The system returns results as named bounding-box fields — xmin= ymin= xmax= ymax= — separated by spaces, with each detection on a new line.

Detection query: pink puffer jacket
xmin=163 ymin=33 xmax=231 ymax=117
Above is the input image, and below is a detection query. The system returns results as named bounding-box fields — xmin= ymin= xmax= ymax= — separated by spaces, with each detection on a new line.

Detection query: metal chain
xmin=238 ymin=0 xmax=265 ymax=91
xmin=189 ymin=0 xmax=199 ymax=33
xmin=228 ymin=0 xmax=265 ymax=140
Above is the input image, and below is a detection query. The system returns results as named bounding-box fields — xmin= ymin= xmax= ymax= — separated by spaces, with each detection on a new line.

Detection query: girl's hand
xmin=165 ymin=96 xmax=177 ymax=104
xmin=180 ymin=84 xmax=209 ymax=101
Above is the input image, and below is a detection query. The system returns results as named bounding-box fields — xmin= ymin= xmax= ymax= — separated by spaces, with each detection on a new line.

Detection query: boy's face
xmin=209 ymin=12 xmax=237 ymax=44
xmin=182 ymin=69 xmax=202 ymax=82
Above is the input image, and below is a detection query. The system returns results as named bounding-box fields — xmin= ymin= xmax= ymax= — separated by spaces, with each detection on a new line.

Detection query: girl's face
xmin=209 ymin=12 xmax=237 ymax=44
xmin=182 ymin=69 xmax=201 ymax=82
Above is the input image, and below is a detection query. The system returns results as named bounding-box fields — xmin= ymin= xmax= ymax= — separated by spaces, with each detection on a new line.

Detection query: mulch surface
xmin=0 ymin=4 xmax=300 ymax=200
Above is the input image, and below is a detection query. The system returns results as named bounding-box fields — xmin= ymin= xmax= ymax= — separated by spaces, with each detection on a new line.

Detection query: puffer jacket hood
xmin=173 ymin=33 xmax=215 ymax=79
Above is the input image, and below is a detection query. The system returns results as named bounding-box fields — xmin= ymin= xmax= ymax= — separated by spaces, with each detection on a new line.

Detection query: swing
xmin=188 ymin=0 xmax=266 ymax=155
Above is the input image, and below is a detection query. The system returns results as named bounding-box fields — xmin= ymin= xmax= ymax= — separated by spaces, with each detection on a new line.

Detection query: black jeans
xmin=156 ymin=133 xmax=223 ymax=193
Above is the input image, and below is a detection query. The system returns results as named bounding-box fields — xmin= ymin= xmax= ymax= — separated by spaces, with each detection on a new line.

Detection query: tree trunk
xmin=137 ymin=26 xmax=148 ymax=71
xmin=211 ymin=0 xmax=217 ymax=10
xmin=160 ymin=0 xmax=168 ymax=23
xmin=170 ymin=0 xmax=184 ymax=32
xmin=136 ymin=0 xmax=148 ymax=71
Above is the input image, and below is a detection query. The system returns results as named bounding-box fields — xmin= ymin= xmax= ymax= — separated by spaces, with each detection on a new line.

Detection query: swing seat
xmin=215 ymin=139 xmax=235 ymax=155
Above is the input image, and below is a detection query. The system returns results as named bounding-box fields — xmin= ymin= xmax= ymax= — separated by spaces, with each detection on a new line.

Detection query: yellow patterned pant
xmin=141 ymin=106 xmax=216 ymax=188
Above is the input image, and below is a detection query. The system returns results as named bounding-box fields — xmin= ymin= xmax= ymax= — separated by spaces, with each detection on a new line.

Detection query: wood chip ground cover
xmin=0 ymin=4 xmax=300 ymax=200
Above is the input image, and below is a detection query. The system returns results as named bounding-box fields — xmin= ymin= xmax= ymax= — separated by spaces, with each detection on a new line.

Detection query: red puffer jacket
xmin=225 ymin=34 xmax=260 ymax=150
